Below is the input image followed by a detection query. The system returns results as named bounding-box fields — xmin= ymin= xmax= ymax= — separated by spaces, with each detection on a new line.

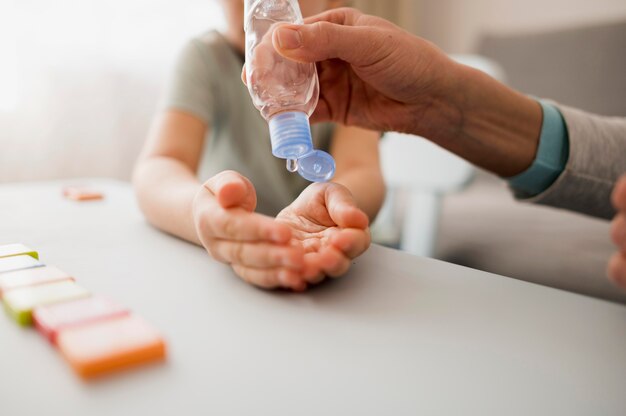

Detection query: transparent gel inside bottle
xmin=244 ymin=0 xmax=335 ymax=182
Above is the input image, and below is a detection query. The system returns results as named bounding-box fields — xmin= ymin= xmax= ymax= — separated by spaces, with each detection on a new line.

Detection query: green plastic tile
xmin=0 ymin=244 xmax=39 ymax=260
xmin=3 ymin=281 xmax=91 ymax=326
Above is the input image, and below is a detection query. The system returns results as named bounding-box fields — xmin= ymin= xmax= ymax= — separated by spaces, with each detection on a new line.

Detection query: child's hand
xmin=276 ymin=182 xmax=371 ymax=287
xmin=193 ymin=171 xmax=308 ymax=291
xmin=193 ymin=171 xmax=371 ymax=291
xmin=609 ymin=175 xmax=626 ymax=290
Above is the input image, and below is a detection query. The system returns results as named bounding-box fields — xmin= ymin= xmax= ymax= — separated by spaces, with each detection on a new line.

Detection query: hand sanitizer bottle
xmin=244 ymin=0 xmax=336 ymax=182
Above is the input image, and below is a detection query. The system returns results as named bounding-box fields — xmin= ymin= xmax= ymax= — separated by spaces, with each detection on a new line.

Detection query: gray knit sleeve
xmin=521 ymin=104 xmax=626 ymax=220
xmin=161 ymin=37 xmax=217 ymax=125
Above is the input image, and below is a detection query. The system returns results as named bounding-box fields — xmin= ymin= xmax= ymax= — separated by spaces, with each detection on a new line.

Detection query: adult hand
xmin=271 ymin=7 xmax=459 ymax=136
xmin=608 ymin=176 xmax=626 ymax=290
xmin=193 ymin=171 xmax=370 ymax=291
xmin=276 ymin=182 xmax=371 ymax=287
xmin=271 ymin=7 xmax=543 ymax=177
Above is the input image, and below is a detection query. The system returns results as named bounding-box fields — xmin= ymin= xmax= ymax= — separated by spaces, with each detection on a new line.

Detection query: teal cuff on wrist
xmin=507 ymin=100 xmax=569 ymax=197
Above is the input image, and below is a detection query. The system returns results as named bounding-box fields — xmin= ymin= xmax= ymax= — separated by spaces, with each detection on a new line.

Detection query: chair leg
xmin=400 ymin=192 xmax=442 ymax=258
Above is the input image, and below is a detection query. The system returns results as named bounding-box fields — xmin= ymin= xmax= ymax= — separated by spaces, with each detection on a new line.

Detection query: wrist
xmin=191 ymin=183 xmax=212 ymax=245
xmin=427 ymin=62 xmax=542 ymax=177
xmin=507 ymin=100 xmax=569 ymax=196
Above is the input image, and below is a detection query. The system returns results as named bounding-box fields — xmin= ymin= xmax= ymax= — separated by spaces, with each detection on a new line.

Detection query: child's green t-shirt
xmin=162 ymin=31 xmax=334 ymax=217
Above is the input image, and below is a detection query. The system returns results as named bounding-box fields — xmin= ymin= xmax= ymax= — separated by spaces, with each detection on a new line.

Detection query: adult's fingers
xmin=611 ymin=214 xmax=626 ymax=252
xmin=272 ymin=12 xmax=388 ymax=67
xmin=302 ymin=7 xmax=399 ymax=29
xmin=208 ymin=240 xmax=305 ymax=270
xmin=204 ymin=170 xmax=257 ymax=211
xmin=232 ymin=264 xmax=307 ymax=292
xmin=612 ymin=176 xmax=626 ymax=211
xmin=608 ymin=252 xmax=626 ymax=290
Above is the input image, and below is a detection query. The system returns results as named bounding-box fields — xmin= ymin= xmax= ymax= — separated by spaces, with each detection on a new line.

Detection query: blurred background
xmin=1 ymin=0 xmax=625 ymax=301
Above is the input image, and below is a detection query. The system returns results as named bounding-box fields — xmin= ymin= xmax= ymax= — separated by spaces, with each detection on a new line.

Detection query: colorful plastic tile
xmin=2 ymin=280 xmax=90 ymax=326
xmin=0 ymin=255 xmax=43 ymax=274
xmin=33 ymin=296 xmax=129 ymax=344
xmin=62 ymin=186 xmax=104 ymax=201
xmin=0 ymin=244 xmax=39 ymax=260
xmin=0 ymin=266 xmax=73 ymax=298
xmin=57 ymin=315 xmax=166 ymax=379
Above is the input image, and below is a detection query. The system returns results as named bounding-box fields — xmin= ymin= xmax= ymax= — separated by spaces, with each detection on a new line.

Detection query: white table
xmin=1 ymin=179 xmax=625 ymax=415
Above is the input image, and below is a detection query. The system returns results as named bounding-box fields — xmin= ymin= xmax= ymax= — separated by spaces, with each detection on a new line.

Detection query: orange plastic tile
xmin=0 ymin=266 xmax=73 ymax=298
xmin=57 ymin=315 xmax=166 ymax=379
xmin=62 ymin=186 xmax=104 ymax=201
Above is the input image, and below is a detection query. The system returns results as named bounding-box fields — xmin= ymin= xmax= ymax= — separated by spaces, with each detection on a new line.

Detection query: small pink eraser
xmin=33 ymin=296 xmax=129 ymax=344
xmin=62 ymin=186 xmax=104 ymax=201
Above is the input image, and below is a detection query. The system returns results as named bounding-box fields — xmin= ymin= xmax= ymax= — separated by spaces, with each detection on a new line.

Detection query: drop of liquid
xmin=286 ymin=158 xmax=298 ymax=173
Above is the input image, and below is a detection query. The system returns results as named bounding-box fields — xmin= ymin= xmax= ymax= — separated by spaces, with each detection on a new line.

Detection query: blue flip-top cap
xmin=268 ymin=112 xmax=314 ymax=159
xmin=298 ymin=150 xmax=336 ymax=183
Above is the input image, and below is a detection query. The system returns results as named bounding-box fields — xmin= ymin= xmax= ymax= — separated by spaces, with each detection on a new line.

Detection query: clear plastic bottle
xmin=244 ymin=0 xmax=336 ymax=182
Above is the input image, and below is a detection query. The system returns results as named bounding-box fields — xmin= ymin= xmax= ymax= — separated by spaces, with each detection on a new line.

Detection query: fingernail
xmin=276 ymin=27 xmax=302 ymax=50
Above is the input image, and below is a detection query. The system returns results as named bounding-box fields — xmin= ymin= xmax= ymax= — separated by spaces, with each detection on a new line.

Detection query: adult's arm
xmin=272 ymin=7 xmax=626 ymax=219
xmin=609 ymin=176 xmax=626 ymax=288
xmin=524 ymin=105 xmax=626 ymax=219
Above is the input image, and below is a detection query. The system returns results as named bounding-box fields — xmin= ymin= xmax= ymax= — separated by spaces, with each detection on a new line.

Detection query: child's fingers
xmin=208 ymin=208 xmax=292 ymax=243
xmin=300 ymin=229 xmax=367 ymax=283
xmin=232 ymin=264 xmax=308 ymax=291
xmin=205 ymin=170 xmax=257 ymax=211
xmin=196 ymin=203 xmax=292 ymax=244
xmin=329 ymin=228 xmax=371 ymax=259
xmin=208 ymin=240 xmax=305 ymax=270
xmin=324 ymin=184 xmax=369 ymax=229
xmin=301 ymin=253 xmax=328 ymax=285
xmin=317 ymin=246 xmax=352 ymax=278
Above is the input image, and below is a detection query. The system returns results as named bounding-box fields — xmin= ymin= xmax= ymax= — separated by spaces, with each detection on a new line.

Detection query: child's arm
xmin=133 ymin=110 xmax=311 ymax=291
xmin=329 ymin=125 xmax=386 ymax=221
xmin=134 ymin=111 xmax=374 ymax=291
xmin=133 ymin=110 xmax=207 ymax=245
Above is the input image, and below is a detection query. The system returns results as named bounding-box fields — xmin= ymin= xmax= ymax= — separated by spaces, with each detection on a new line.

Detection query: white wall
xmin=416 ymin=0 xmax=626 ymax=53
xmin=0 ymin=0 xmax=225 ymax=183
xmin=357 ymin=0 xmax=419 ymax=34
